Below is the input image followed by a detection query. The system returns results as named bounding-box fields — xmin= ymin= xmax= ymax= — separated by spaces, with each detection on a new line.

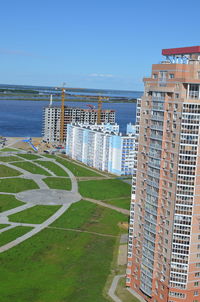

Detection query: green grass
xmin=79 ymin=179 xmax=131 ymax=200
xmin=9 ymin=205 xmax=61 ymax=224
xmin=17 ymin=154 xmax=41 ymax=160
xmin=37 ymin=160 xmax=68 ymax=176
xmin=0 ymin=224 xmax=9 ymax=229
xmin=42 ymin=154 xmax=56 ymax=158
xmin=52 ymin=200 xmax=128 ymax=235
xmin=0 ymin=226 xmax=32 ymax=246
xmin=11 ymin=162 xmax=50 ymax=176
xmin=0 ymin=201 xmax=127 ymax=302
xmin=56 ymin=157 xmax=102 ymax=177
xmin=103 ymin=197 xmax=131 ymax=210
xmin=43 ymin=177 xmax=71 ymax=190
xmin=0 ymin=148 xmax=17 ymax=152
xmin=0 ymin=195 xmax=24 ymax=212
xmin=0 ymin=165 xmax=22 ymax=177
xmin=0 ymin=178 xmax=39 ymax=193
xmin=0 ymin=156 xmax=22 ymax=162
xmin=115 ymin=278 xmax=140 ymax=302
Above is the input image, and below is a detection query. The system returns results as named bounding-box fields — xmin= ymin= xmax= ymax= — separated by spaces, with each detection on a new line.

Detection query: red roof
xmin=162 ymin=46 xmax=200 ymax=56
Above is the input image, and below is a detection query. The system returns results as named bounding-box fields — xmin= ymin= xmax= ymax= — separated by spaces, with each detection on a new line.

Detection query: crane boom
xmin=97 ymin=96 xmax=102 ymax=124
xmin=60 ymin=87 xmax=65 ymax=143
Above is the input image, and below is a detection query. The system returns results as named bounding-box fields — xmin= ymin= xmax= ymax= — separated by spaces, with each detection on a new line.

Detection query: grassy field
xmin=78 ymin=179 xmax=131 ymax=200
xmin=12 ymin=161 xmax=50 ymax=176
xmin=0 ymin=148 xmax=17 ymax=152
xmin=9 ymin=205 xmax=61 ymax=224
xmin=56 ymin=157 xmax=102 ymax=177
xmin=0 ymin=178 xmax=39 ymax=193
xmin=0 ymin=194 xmax=24 ymax=212
xmin=0 ymin=165 xmax=22 ymax=177
xmin=51 ymin=200 xmax=128 ymax=235
xmin=0 ymin=224 xmax=9 ymax=229
xmin=0 ymin=156 xmax=22 ymax=162
xmin=0 ymin=226 xmax=33 ymax=246
xmin=17 ymin=154 xmax=41 ymax=160
xmin=0 ymin=201 xmax=127 ymax=302
xmin=43 ymin=177 xmax=71 ymax=190
xmin=103 ymin=197 xmax=131 ymax=210
xmin=115 ymin=278 xmax=140 ymax=302
xmin=37 ymin=160 xmax=68 ymax=176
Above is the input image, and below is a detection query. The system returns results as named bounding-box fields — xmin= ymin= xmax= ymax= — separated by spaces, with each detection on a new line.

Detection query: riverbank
xmin=0 ymin=96 xmax=137 ymax=103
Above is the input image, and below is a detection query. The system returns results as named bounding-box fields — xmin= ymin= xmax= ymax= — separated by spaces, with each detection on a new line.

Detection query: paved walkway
xmin=108 ymin=274 xmax=146 ymax=302
xmin=108 ymin=274 xmax=125 ymax=302
xmin=0 ymin=151 xmax=129 ymax=254
xmin=0 ymin=152 xmax=82 ymax=253
xmin=0 ymin=203 xmax=71 ymax=253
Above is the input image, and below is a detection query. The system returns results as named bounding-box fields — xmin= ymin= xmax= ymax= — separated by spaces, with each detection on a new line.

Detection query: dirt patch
xmin=118 ymin=244 xmax=127 ymax=265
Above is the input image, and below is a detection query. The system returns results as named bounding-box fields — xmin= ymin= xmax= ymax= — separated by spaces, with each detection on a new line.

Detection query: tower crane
xmin=56 ymin=88 xmax=110 ymax=143
xmin=60 ymin=87 xmax=65 ymax=143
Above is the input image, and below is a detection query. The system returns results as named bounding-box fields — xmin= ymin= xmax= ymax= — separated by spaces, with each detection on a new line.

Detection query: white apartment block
xmin=66 ymin=122 xmax=136 ymax=176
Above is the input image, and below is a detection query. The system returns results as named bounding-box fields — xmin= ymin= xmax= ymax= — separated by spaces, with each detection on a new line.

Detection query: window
xmin=169 ymin=73 xmax=174 ymax=79
xmin=194 ymin=291 xmax=199 ymax=296
xmin=153 ymin=74 xmax=158 ymax=79
xmin=194 ymin=282 xmax=199 ymax=287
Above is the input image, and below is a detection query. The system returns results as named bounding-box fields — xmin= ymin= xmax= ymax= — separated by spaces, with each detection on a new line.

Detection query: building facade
xmin=66 ymin=123 xmax=136 ymax=175
xmin=127 ymin=46 xmax=200 ymax=302
xmin=42 ymin=105 xmax=115 ymax=143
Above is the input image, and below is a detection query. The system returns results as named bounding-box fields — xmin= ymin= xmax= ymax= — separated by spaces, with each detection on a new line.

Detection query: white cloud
xmin=89 ymin=73 xmax=114 ymax=78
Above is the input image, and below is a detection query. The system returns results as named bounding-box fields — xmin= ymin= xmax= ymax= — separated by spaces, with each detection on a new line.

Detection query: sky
xmin=1 ymin=0 xmax=200 ymax=91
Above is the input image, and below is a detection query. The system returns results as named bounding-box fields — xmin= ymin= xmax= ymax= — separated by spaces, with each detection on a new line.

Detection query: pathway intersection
xmin=0 ymin=150 xmax=129 ymax=253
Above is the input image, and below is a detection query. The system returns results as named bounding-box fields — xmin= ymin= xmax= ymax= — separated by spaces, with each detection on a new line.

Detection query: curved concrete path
xmin=0 ymin=151 xmax=128 ymax=254
xmin=108 ymin=274 xmax=146 ymax=302
xmin=0 ymin=203 xmax=71 ymax=253
xmin=0 ymin=154 xmax=82 ymax=253
xmin=108 ymin=274 xmax=125 ymax=302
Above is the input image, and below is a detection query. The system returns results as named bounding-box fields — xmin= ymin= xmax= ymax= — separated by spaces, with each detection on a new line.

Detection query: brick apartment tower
xmin=126 ymin=46 xmax=200 ymax=302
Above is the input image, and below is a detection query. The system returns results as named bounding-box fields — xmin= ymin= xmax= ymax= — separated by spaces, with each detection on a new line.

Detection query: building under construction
xmin=42 ymin=104 xmax=115 ymax=143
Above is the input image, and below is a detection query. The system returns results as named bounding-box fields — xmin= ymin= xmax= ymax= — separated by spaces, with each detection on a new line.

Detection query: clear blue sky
xmin=1 ymin=0 xmax=200 ymax=91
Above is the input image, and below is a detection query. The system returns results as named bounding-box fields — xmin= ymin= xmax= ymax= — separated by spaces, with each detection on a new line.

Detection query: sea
xmin=0 ymin=85 xmax=143 ymax=137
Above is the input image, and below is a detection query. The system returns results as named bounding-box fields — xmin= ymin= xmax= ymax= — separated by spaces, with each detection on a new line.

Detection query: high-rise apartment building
xmin=42 ymin=105 xmax=115 ymax=143
xmin=127 ymin=46 xmax=200 ymax=302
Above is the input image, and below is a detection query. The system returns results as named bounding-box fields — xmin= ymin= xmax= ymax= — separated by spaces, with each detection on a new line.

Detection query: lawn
xmin=17 ymin=154 xmax=41 ymax=160
xmin=78 ymin=179 xmax=131 ymax=200
xmin=103 ymin=197 xmax=131 ymax=210
xmin=0 ymin=165 xmax=22 ymax=177
xmin=11 ymin=162 xmax=50 ymax=176
xmin=56 ymin=157 xmax=102 ymax=177
xmin=43 ymin=177 xmax=71 ymax=190
xmin=0 ymin=178 xmax=39 ymax=193
xmin=0 ymin=195 xmax=24 ymax=212
xmin=0 ymin=148 xmax=17 ymax=152
xmin=52 ymin=200 xmax=128 ymax=235
xmin=0 ymin=201 xmax=127 ymax=302
xmin=115 ymin=278 xmax=140 ymax=302
xmin=9 ymin=205 xmax=61 ymax=224
xmin=0 ymin=224 xmax=9 ymax=229
xmin=37 ymin=160 xmax=68 ymax=176
xmin=0 ymin=226 xmax=33 ymax=246
xmin=0 ymin=156 xmax=22 ymax=162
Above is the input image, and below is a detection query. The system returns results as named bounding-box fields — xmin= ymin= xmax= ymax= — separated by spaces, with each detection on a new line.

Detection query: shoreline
xmin=0 ymin=97 xmax=137 ymax=103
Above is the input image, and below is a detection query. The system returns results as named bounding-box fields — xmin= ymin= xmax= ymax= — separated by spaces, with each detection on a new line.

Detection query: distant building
xmin=42 ymin=105 xmax=115 ymax=143
xmin=66 ymin=122 xmax=136 ymax=176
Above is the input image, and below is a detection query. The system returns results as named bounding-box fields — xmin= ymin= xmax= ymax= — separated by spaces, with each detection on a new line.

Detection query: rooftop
xmin=162 ymin=46 xmax=200 ymax=56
